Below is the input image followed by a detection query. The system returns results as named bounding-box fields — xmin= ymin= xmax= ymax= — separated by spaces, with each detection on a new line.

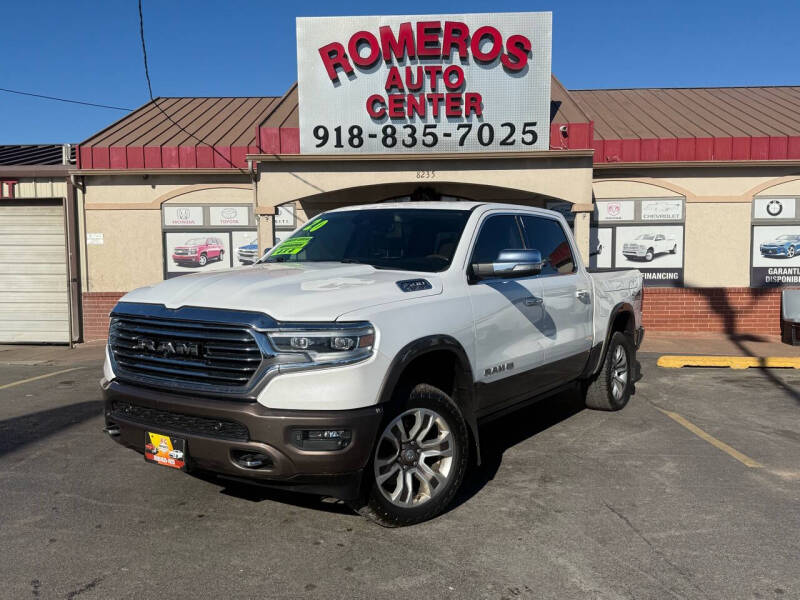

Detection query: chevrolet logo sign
xmin=133 ymin=337 xmax=200 ymax=358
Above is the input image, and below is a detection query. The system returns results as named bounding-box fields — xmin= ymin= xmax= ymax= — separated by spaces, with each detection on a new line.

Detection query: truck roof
xmin=326 ymin=201 xmax=557 ymax=213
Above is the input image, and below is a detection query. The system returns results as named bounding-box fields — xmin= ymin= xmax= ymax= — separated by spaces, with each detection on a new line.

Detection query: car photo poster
xmin=296 ymin=12 xmax=552 ymax=154
xmin=165 ymin=232 xmax=231 ymax=275
xmin=751 ymin=225 xmax=800 ymax=286
xmin=615 ymin=225 xmax=684 ymax=286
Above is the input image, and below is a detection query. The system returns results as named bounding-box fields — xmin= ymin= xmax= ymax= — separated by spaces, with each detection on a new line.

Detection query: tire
xmin=645 ymin=248 xmax=654 ymax=262
xmin=583 ymin=331 xmax=635 ymax=411
xmin=351 ymin=383 xmax=469 ymax=527
xmin=198 ymin=254 xmax=208 ymax=266
xmin=788 ymin=246 xmax=796 ymax=258
xmin=670 ymin=244 xmax=677 ymax=254
xmin=218 ymin=250 xmax=225 ymax=262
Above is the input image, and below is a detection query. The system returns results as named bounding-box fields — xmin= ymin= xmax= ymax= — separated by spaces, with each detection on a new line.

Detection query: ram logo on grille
xmin=133 ymin=337 xmax=200 ymax=358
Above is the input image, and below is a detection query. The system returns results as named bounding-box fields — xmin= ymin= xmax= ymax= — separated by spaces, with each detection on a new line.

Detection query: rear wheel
xmin=218 ymin=250 xmax=225 ymax=262
xmin=583 ymin=331 xmax=634 ymax=411
xmin=352 ymin=384 xmax=469 ymax=527
xmin=670 ymin=244 xmax=677 ymax=254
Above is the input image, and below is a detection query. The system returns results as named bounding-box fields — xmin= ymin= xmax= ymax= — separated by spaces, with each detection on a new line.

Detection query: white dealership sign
xmin=754 ymin=197 xmax=796 ymax=220
xmin=296 ymin=13 xmax=552 ymax=154
xmin=642 ymin=199 xmax=683 ymax=221
xmin=596 ymin=200 xmax=634 ymax=221
xmin=210 ymin=206 xmax=249 ymax=226
xmin=163 ymin=206 xmax=203 ymax=227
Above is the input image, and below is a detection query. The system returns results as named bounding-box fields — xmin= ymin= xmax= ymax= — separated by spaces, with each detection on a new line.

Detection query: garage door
xmin=0 ymin=201 xmax=70 ymax=343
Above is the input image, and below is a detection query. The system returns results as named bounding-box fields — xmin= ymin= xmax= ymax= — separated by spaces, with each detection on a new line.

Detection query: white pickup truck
xmin=102 ymin=201 xmax=643 ymax=526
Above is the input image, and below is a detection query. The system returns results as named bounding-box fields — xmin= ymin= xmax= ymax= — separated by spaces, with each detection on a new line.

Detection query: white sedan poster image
xmin=615 ymin=225 xmax=684 ymax=286
xmin=166 ymin=232 xmax=231 ymax=275
xmin=752 ymin=225 xmax=800 ymax=286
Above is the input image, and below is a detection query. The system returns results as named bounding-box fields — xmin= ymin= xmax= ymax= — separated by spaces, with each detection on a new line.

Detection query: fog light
xmin=232 ymin=450 xmax=272 ymax=469
xmin=291 ymin=429 xmax=352 ymax=451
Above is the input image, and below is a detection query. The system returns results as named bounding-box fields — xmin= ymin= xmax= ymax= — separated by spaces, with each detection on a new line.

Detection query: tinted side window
xmin=521 ymin=216 xmax=576 ymax=276
xmin=470 ymin=215 xmax=524 ymax=264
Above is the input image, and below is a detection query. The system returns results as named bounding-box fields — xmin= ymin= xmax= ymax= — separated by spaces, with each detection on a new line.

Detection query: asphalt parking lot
xmin=1 ymin=350 xmax=798 ymax=600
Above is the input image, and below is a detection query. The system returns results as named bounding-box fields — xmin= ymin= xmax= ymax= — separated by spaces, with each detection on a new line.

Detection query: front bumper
xmin=760 ymin=246 xmax=787 ymax=256
xmin=622 ymin=248 xmax=647 ymax=257
xmin=102 ymin=379 xmax=383 ymax=499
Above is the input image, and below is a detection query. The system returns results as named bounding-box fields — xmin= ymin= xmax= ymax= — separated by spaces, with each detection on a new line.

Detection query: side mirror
xmin=263 ymin=247 xmax=271 ymax=256
xmin=472 ymin=249 xmax=544 ymax=280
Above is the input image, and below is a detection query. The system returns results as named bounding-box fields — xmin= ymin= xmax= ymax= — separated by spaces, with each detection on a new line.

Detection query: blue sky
xmin=1 ymin=0 xmax=798 ymax=143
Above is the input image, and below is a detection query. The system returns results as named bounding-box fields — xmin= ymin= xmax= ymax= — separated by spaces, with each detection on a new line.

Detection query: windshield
xmin=635 ymin=234 xmax=655 ymax=240
xmin=776 ymin=235 xmax=797 ymax=241
xmin=262 ymin=208 xmax=471 ymax=272
xmin=182 ymin=238 xmax=206 ymax=245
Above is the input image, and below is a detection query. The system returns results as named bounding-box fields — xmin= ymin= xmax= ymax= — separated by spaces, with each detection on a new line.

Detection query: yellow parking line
xmin=0 ymin=367 xmax=83 ymax=391
xmin=657 ymin=408 xmax=763 ymax=469
xmin=657 ymin=355 xmax=800 ymax=369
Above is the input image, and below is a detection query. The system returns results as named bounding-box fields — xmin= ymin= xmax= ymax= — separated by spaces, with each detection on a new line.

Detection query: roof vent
xmin=396 ymin=279 xmax=432 ymax=293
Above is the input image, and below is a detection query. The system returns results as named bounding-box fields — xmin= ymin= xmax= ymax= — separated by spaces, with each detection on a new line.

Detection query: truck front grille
xmin=109 ymin=311 xmax=267 ymax=396
xmin=110 ymin=400 xmax=249 ymax=441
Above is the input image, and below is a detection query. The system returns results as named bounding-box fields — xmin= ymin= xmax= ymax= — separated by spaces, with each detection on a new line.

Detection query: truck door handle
xmin=524 ymin=296 xmax=543 ymax=306
xmin=576 ymin=290 xmax=591 ymax=301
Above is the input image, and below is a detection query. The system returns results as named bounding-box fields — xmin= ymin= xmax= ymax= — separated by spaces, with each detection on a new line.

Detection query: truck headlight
xmin=266 ymin=323 xmax=375 ymax=367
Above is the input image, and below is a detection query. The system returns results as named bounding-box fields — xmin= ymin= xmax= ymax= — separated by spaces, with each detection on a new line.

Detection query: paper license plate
xmin=144 ymin=432 xmax=186 ymax=470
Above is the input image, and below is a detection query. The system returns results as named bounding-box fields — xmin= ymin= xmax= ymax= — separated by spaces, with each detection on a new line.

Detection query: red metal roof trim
xmin=593 ymin=135 xmax=800 ymax=163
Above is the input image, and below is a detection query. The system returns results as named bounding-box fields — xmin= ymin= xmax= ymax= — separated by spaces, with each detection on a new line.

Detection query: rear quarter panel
xmin=589 ymin=269 xmax=643 ymax=346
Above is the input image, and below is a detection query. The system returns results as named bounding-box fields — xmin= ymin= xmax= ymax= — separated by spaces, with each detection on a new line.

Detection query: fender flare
xmin=584 ymin=302 xmax=636 ymax=378
xmin=376 ymin=334 xmax=482 ymax=465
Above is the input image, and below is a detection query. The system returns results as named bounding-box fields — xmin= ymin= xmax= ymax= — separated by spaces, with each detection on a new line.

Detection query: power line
xmin=0 ymin=87 xmax=133 ymax=111
xmin=137 ymin=0 xmax=245 ymax=173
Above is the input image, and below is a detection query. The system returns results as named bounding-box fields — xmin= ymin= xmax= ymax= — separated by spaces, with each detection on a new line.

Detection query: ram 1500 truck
xmin=621 ymin=233 xmax=677 ymax=262
xmin=102 ymin=201 xmax=643 ymax=526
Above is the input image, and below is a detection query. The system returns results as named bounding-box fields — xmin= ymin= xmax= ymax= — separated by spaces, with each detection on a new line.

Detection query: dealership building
xmin=7 ymin=12 xmax=800 ymax=344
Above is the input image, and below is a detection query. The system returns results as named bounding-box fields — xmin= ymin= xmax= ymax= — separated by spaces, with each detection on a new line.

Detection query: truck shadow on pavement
xmin=453 ymin=386 xmax=586 ymax=511
xmin=203 ymin=388 xmax=586 ymax=519
xmin=0 ymin=400 xmax=104 ymax=458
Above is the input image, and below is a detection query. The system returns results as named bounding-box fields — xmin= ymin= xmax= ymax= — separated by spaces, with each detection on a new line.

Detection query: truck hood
xmin=121 ymin=262 xmax=443 ymax=321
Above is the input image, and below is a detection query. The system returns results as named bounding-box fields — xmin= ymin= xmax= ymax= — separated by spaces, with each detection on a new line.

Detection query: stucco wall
xmin=683 ymin=203 xmax=750 ymax=287
xmin=85 ymin=209 xmax=164 ymax=291
xmin=82 ymin=176 xmax=253 ymax=292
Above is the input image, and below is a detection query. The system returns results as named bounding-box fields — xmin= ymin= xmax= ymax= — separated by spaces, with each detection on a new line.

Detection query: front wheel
xmin=645 ymin=248 xmax=654 ymax=261
xmin=352 ymin=384 xmax=469 ymax=527
xmin=198 ymin=254 xmax=208 ymax=266
xmin=583 ymin=331 xmax=635 ymax=411
xmin=788 ymin=246 xmax=796 ymax=258
xmin=670 ymin=244 xmax=677 ymax=254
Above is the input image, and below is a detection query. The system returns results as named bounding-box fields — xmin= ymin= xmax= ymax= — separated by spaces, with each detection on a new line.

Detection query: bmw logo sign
xmin=766 ymin=199 xmax=783 ymax=217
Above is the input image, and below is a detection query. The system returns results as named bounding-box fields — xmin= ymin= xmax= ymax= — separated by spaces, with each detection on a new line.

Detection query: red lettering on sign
xmin=407 ymin=94 xmax=426 ymax=118
xmin=379 ymin=22 xmax=415 ymax=61
xmin=444 ymin=65 xmax=464 ymax=90
xmin=470 ymin=26 xmax=503 ymax=62
xmin=416 ymin=21 xmax=442 ymax=57
xmin=405 ymin=66 xmax=423 ymax=91
xmin=428 ymin=93 xmax=444 ymax=117
xmin=366 ymin=94 xmax=386 ymax=118
xmin=348 ymin=31 xmax=381 ymax=68
xmin=445 ymin=93 xmax=463 ymax=117
xmin=384 ymin=66 xmax=404 ymax=91
xmin=465 ymin=92 xmax=483 ymax=117
xmin=388 ymin=94 xmax=406 ymax=118
xmin=318 ymin=42 xmax=353 ymax=82
xmin=442 ymin=21 xmax=469 ymax=59
xmin=501 ymin=34 xmax=531 ymax=71
xmin=424 ymin=65 xmax=442 ymax=91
